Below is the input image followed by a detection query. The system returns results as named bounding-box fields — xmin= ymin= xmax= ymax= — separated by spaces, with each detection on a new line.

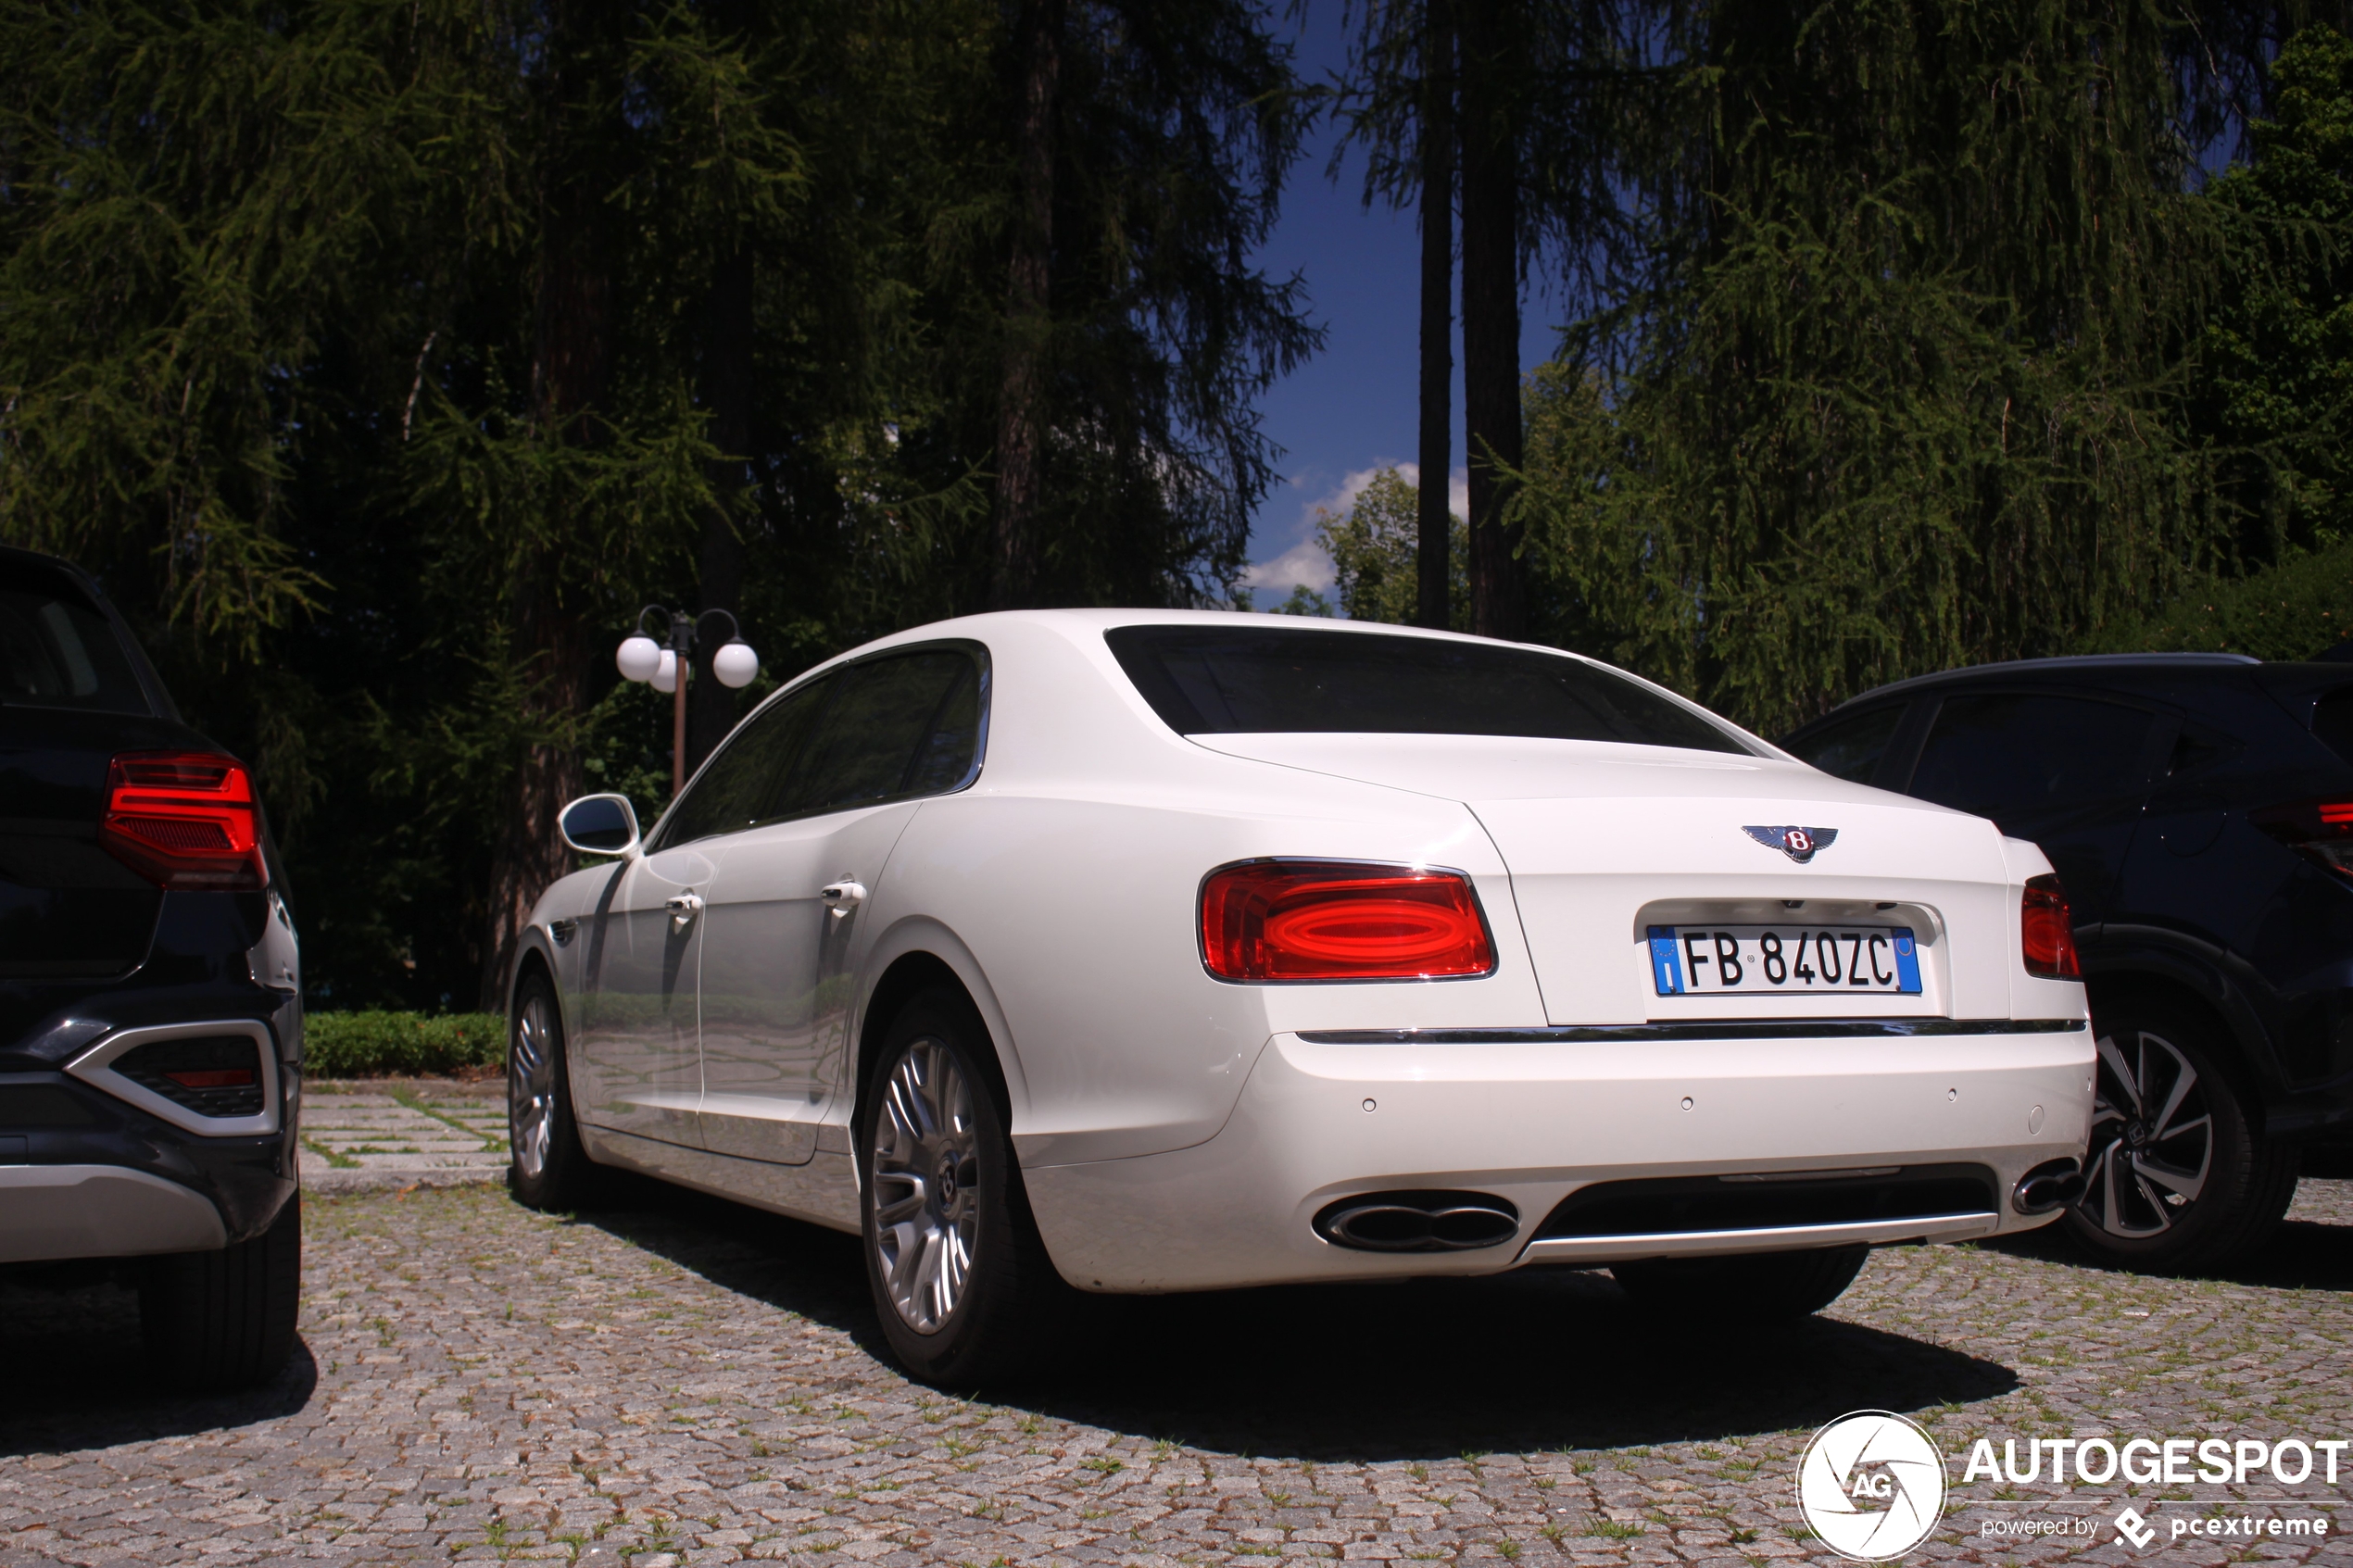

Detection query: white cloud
xmin=1298 ymin=461 xmax=1470 ymax=533
xmin=1239 ymin=460 xmax=1469 ymax=606
xmin=1238 ymin=535 xmax=1335 ymax=595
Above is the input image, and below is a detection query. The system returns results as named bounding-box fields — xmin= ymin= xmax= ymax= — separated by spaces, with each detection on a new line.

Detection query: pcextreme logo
xmin=1797 ymin=1411 xmax=1949 ymax=1562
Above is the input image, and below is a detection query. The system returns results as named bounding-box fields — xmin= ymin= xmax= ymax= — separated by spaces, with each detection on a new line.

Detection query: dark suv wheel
xmin=141 ymin=1192 xmax=302 ymax=1390
xmin=2064 ymin=999 xmax=2297 ymax=1272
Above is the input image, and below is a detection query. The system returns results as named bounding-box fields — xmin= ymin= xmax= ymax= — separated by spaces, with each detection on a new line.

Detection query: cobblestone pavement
xmin=2 ymin=1160 xmax=2347 ymax=1568
xmin=296 ymin=1082 xmax=508 ymax=1193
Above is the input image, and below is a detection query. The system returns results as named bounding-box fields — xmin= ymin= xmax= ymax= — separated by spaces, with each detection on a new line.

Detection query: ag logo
xmin=1796 ymin=1410 xmax=1947 ymax=1562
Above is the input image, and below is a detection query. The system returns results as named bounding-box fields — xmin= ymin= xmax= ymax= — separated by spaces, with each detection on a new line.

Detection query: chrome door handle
xmin=665 ymin=892 xmax=704 ymax=930
xmin=821 ymin=880 xmax=867 ymax=914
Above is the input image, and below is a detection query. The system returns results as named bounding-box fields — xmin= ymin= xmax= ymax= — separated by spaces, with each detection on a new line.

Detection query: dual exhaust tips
xmin=1319 ymin=1160 xmax=2081 ymax=1251
xmin=1315 ymin=1189 xmax=1520 ymax=1252
xmin=2012 ymin=1157 xmax=2086 ymax=1216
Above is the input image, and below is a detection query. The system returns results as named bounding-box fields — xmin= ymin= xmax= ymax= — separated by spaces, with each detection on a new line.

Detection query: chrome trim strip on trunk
xmin=1298 ymin=1019 xmax=2088 ymax=1045
xmin=1514 ymin=1210 xmax=2002 ymax=1267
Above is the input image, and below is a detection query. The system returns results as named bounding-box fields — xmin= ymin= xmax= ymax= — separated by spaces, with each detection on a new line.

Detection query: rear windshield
xmin=0 ymin=564 xmax=152 ymax=716
xmin=1105 ymin=624 xmax=1751 ymax=753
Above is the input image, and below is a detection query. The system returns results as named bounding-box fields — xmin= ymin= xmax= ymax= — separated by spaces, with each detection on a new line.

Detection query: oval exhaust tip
xmin=2011 ymin=1157 xmax=2086 ymax=1216
xmin=1315 ymin=1190 xmax=1521 ymax=1252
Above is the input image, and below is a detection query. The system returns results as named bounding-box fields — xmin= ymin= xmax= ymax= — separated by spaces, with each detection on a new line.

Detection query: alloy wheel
xmin=2078 ymin=1026 xmax=2214 ymax=1238
xmin=510 ymin=992 xmax=556 ymax=1182
xmin=869 ymin=1037 xmax=981 ymax=1335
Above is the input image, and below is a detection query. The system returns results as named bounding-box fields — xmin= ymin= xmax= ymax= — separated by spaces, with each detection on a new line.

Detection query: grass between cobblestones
xmin=0 ymin=1169 xmax=2346 ymax=1565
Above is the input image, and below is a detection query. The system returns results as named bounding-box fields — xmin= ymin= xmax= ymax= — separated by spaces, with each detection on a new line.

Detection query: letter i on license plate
xmin=1647 ymin=926 xmax=1922 ymax=996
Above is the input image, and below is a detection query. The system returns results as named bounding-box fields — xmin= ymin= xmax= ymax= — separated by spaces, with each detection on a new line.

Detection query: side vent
xmin=109 ymin=1035 xmax=266 ymax=1119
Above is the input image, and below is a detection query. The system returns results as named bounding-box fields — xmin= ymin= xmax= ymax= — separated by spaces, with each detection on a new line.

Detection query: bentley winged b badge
xmin=1744 ymin=824 xmax=1839 ymax=863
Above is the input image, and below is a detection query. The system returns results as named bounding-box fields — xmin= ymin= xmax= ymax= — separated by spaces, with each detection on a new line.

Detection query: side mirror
xmin=559 ymin=793 xmax=641 ymax=858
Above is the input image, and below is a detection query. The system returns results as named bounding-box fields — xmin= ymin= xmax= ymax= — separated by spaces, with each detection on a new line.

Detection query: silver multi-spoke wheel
xmin=510 ymin=989 xmax=557 ymax=1183
xmin=869 ymin=1037 xmax=982 ymax=1336
xmin=2080 ymin=1026 xmax=2213 ymax=1238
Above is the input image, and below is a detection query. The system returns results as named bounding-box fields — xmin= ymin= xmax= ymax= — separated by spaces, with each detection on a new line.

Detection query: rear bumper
xmin=0 ymin=1164 xmax=230 ymax=1264
xmin=1023 ymin=1021 xmax=2095 ymax=1293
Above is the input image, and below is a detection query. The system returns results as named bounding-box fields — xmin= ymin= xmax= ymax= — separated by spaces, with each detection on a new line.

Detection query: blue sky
xmin=1238 ymin=5 xmax=1558 ymax=598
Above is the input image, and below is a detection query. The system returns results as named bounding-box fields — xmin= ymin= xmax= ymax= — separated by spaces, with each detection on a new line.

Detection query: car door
xmin=568 ymin=674 xmax=833 ymax=1148
xmin=569 ymin=839 xmax=722 ymax=1148
xmin=1898 ymin=688 xmax=2177 ymax=922
xmin=697 ymin=645 xmax=987 ymax=1164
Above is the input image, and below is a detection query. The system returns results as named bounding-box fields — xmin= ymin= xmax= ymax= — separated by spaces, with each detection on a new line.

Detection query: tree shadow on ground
xmin=1984 ymin=1160 xmax=2351 ymax=1292
xmin=577 ymin=1175 xmax=2017 ymax=1462
xmin=0 ymin=1276 xmax=318 ymax=1458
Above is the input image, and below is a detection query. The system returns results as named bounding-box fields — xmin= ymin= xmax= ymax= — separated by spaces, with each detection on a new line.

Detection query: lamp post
xmin=614 ymin=606 xmax=759 ymax=797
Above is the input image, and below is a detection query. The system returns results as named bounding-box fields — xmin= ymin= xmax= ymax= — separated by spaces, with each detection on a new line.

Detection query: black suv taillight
xmin=99 ymin=750 xmax=267 ymax=890
xmin=110 ymin=1035 xmax=266 ymax=1118
xmin=2022 ymin=874 xmax=2081 ymax=979
xmin=2250 ymin=799 xmax=2353 ymax=880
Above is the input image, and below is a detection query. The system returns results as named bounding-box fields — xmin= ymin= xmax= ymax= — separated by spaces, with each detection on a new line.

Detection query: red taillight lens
xmin=2251 ymin=799 xmax=2353 ymax=879
xmin=1200 ymin=860 xmax=1495 ymax=981
xmin=99 ymin=751 xmax=267 ymax=890
xmin=2021 ymin=873 xmax=2080 ymax=979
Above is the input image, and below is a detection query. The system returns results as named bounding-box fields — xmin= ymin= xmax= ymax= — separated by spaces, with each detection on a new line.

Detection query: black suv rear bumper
xmin=1 ymin=890 xmax=302 ymax=1264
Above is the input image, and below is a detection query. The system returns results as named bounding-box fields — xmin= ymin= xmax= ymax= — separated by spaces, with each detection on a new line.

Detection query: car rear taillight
xmin=99 ymin=751 xmax=267 ymax=890
xmin=2021 ymin=874 xmax=2080 ymax=979
xmin=2250 ymin=799 xmax=2353 ymax=879
xmin=1200 ymin=860 xmax=1495 ymax=981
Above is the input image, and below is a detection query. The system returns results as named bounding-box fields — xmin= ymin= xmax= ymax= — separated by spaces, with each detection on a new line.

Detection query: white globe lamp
xmin=712 ymin=640 xmax=759 ymax=689
xmin=616 ymin=634 xmax=662 ymax=683
xmin=650 ymin=649 xmax=679 ymax=694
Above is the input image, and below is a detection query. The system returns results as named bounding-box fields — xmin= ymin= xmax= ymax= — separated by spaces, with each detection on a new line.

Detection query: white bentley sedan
xmin=510 ymin=612 xmax=2095 ymax=1384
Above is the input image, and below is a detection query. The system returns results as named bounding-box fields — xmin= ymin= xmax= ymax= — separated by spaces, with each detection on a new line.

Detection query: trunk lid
xmin=1191 ymin=733 xmax=2019 ymax=1024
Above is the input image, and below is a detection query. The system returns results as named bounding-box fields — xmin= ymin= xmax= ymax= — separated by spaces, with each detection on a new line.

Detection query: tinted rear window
xmin=1105 ymin=625 xmax=1749 ymax=753
xmin=2311 ymin=687 xmax=2353 ymax=768
xmin=1911 ymin=693 xmax=2162 ymax=816
xmin=0 ymin=566 xmax=151 ymax=716
xmin=1787 ymin=704 xmax=1905 ymax=784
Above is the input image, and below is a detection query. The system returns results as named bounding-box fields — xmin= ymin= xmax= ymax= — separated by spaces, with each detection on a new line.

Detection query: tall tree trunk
xmin=1416 ymin=0 xmax=1456 ymax=633
xmin=1459 ymin=0 xmax=1525 ymax=641
xmin=481 ymin=1 xmax=611 ymax=1010
xmin=689 ymin=243 xmax=753 ymax=773
xmin=989 ymin=0 xmax=1063 ymax=611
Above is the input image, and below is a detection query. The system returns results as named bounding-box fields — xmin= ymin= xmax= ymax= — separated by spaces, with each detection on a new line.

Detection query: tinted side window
xmin=795 ymin=651 xmax=979 ymax=813
xmin=660 ymin=674 xmax=836 ymax=847
xmin=1787 ymin=705 xmax=1905 ymax=785
xmin=0 ymin=575 xmax=151 ymax=716
xmin=1911 ymin=694 xmax=2161 ymax=816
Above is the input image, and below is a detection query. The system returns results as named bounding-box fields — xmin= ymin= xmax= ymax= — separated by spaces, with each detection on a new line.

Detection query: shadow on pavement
xmin=0 ymin=1276 xmax=318 ymax=1458
xmin=577 ymin=1175 xmax=2018 ymax=1461
xmin=1984 ymin=1159 xmax=2351 ymax=1292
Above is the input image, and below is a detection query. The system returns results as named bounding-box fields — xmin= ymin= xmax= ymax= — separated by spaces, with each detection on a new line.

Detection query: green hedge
xmin=304 ymin=1010 xmax=506 ymax=1078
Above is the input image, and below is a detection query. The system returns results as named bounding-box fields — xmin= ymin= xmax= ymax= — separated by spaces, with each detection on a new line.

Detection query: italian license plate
xmin=1648 ymin=925 xmax=1921 ymax=996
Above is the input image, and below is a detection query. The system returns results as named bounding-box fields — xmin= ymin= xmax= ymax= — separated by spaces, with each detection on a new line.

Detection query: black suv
xmin=1782 ymin=653 xmax=2353 ymax=1272
xmin=1 ymin=544 xmax=302 ymax=1387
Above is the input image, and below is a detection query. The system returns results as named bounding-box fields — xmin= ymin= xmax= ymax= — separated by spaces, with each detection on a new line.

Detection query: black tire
xmin=141 ymin=1191 xmax=302 ymax=1391
xmin=857 ymin=988 xmax=1069 ymax=1387
xmin=509 ymin=969 xmax=602 ymax=1210
xmin=1611 ymin=1244 xmax=1869 ymax=1319
xmin=2062 ymin=999 xmax=2297 ymax=1273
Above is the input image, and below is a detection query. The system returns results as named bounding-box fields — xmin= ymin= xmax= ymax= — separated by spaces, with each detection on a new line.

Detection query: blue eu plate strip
xmin=1894 ymin=928 xmax=1921 ymax=994
xmin=1647 ymin=925 xmax=1684 ymax=995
